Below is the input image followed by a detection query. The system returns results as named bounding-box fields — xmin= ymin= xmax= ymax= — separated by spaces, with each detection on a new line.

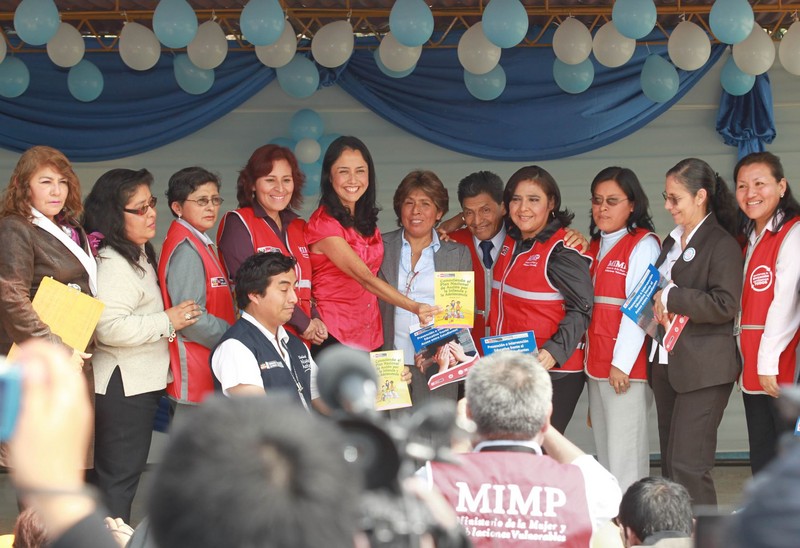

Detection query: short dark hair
xmin=618 ymin=477 xmax=693 ymax=541
xmin=234 ymin=252 xmax=296 ymax=310
xmin=237 ymin=144 xmax=305 ymax=210
xmin=589 ymin=166 xmax=656 ymax=239
xmin=319 ymin=136 xmax=380 ymax=236
xmin=392 ymin=170 xmax=449 ymax=227
xmin=148 ymin=395 xmax=361 ymax=548
xmin=733 ymin=151 xmax=800 ymax=234
xmin=504 ymin=165 xmax=574 ymax=233
xmin=666 ymin=158 xmax=739 ymax=236
xmin=83 ymin=168 xmax=158 ymax=275
xmin=166 ymin=167 xmax=221 ymax=217
xmin=457 ymin=171 xmax=504 ymax=206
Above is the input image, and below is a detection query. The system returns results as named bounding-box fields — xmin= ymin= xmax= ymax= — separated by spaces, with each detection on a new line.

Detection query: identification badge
xmin=682 ymin=247 xmax=696 ymax=262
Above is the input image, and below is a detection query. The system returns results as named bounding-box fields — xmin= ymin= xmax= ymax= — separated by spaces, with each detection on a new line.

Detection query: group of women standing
xmin=0 ymin=137 xmax=798 ymax=519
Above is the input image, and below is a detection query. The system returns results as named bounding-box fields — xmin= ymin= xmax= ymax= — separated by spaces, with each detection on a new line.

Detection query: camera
xmin=0 ymin=357 xmax=22 ymax=441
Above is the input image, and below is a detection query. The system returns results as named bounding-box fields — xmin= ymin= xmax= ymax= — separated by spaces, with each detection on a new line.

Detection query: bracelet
xmin=168 ymin=321 xmax=176 ymax=343
xmin=16 ymin=485 xmax=98 ymax=501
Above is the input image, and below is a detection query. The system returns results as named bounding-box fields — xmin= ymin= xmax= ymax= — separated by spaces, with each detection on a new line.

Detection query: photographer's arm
xmin=9 ymin=340 xmax=118 ymax=548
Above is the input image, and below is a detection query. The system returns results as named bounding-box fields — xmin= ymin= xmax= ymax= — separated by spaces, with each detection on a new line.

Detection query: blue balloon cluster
xmin=276 ymin=55 xmax=320 ymax=98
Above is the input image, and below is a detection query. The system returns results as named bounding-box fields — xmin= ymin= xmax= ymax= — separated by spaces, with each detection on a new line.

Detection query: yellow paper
xmin=7 ymin=277 xmax=105 ymax=361
xmin=434 ymin=271 xmax=474 ymax=329
xmin=371 ymin=349 xmax=412 ymax=411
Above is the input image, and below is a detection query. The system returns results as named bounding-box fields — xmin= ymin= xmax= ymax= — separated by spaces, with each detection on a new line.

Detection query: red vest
xmin=585 ymin=229 xmax=656 ymax=381
xmin=217 ymin=208 xmax=313 ymax=338
xmin=490 ymin=230 xmax=585 ymax=372
xmin=450 ymin=228 xmax=493 ymax=351
xmin=159 ymin=221 xmax=236 ymax=403
xmin=429 ymin=451 xmax=593 ymax=547
xmin=740 ymin=217 xmax=800 ymax=394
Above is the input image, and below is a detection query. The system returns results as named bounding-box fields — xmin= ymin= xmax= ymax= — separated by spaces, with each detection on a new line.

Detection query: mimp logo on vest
xmin=750 ymin=265 xmax=773 ymax=292
xmin=523 ymin=254 xmax=541 ymax=267
xmin=605 ymin=260 xmax=627 ymax=276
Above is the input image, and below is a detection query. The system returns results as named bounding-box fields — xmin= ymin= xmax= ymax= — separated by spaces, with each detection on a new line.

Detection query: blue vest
xmin=211 ymin=318 xmax=313 ymax=406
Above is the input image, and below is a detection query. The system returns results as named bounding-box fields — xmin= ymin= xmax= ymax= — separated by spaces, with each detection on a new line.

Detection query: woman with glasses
xmin=584 ymin=167 xmax=660 ymax=492
xmin=158 ymin=167 xmax=236 ymax=414
xmin=733 ymin=152 xmax=800 ymax=475
xmin=217 ymin=145 xmax=327 ymax=346
xmin=489 ymin=165 xmax=594 ymax=434
xmin=378 ymin=170 xmax=472 ymax=406
xmin=650 ymin=158 xmax=742 ymax=506
xmin=305 ymin=136 xmax=438 ymax=353
xmin=83 ymin=168 xmax=198 ymax=521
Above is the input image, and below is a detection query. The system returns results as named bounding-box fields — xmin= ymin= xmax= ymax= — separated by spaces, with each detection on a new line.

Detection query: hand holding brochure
xmin=409 ymin=324 xmax=479 ymax=391
xmin=370 ymin=350 xmax=412 ymax=411
xmin=621 ymin=264 xmax=688 ymax=352
xmin=434 ymin=271 xmax=474 ymax=329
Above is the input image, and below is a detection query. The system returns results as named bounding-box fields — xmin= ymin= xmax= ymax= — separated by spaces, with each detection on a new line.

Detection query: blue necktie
xmin=479 ymin=240 xmax=494 ymax=269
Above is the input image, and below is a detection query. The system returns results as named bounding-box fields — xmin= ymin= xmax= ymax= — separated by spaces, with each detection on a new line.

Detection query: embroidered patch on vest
xmin=256 ymin=246 xmax=282 ymax=254
xmin=523 ymin=253 xmax=541 ymax=267
xmin=210 ymin=276 xmax=228 ymax=288
xmin=260 ymin=360 xmax=284 ymax=370
xmin=750 ymin=265 xmax=773 ymax=292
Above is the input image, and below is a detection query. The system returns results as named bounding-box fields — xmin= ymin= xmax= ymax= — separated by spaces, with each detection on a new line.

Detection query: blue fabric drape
xmin=0 ymin=49 xmax=274 ymax=161
xmin=0 ymin=32 xmax=725 ymax=162
xmin=716 ymin=73 xmax=776 ymax=160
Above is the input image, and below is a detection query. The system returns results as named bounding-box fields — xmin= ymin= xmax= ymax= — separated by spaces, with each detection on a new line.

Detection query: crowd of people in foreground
xmin=0 ymin=138 xmax=799 ymax=546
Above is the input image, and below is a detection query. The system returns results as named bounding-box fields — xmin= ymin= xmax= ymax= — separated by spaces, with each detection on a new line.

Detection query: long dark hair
xmin=666 ymin=158 xmax=739 ymax=236
xmin=84 ymin=168 xmax=158 ymax=275
xmin=319 ymin=136 xmax=379 ymax=236
xmin=589 ymin=166 xmax=656 ymax=239
xmin=733 ymin=151 xmax=800 ymax=235
xmin=504 ymin=165 xmax=573 ymax=239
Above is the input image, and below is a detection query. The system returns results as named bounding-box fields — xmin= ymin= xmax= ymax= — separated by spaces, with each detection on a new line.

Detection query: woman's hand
xmin=536 ymin=349 xmax=556 ymax=370
xmin=416 ymin=303 xmax=442 ymax=326
xmin=608 ymin=366 xmax=630 ymax=395
xmin=758 ymin=374 xmax=780 ymax=398
xmin=166 ymin=300 xmax=201 ymax=330
xmin=68 ymin=349 xmax=92 ymax=372
xmin=562 ymin=228 xmax=589 ymax=253
xmin=401 ymin=366 xmax=413 ymax=385
xmin=653 ymin=289 xmax=668 ymax=325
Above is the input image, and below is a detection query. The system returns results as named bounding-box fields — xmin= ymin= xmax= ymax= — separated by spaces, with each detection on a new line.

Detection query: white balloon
xmin=311 ymin=20 xmax=354 ymax=68
xmin=46 ymin=22 xmax=85 ymax=68
xmin=295 ymin=138 xmax=322 ymax=164
xmin=779 ymin=21 xmax=800 ymax=76
xmin=592 ymin=21 xmax=635 ymax=68
xmin=457 ymin=23 xmax=501 ymax=75
xmin=733 ymin=25 xmax=775 ymax=75
xmin=668 ymin=21 xmax=711 ymax=71
xmin=553 ymin=18 xmax=592 ymax=65
xmin=119 ymin=22 xmax=161 ymax=71
xmin=187 ymin=20 xmax=228 ymax=70
xmin=379 ymin=32 xmax=422 ymax=72
xmin=0 ymin=31 xmax=6 ymax=64
xmin=255 ymin=22 xmax=297 ymax=68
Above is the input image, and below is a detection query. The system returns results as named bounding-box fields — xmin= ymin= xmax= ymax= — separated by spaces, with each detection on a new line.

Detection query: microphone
xmin=316 ymin=344 xmax=378 ymax=416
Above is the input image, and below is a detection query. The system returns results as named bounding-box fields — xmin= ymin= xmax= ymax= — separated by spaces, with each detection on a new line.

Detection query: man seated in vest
xmin=211 ymin=252 xmax=318 ymax=411
xmin=617 ymin=477 xmax=693 ymax=548
xmin=425 ymin=351 xmax=621 ymax=546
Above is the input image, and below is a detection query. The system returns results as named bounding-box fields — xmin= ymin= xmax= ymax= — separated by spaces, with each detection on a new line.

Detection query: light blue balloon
xmin=0 ymin=57 xmax=30 ymax=98
xmin=173 ymin=54 xmax=214 ymax=95
xmin=640 ymin=54 xmax=679 ymax=103
xmin=389 ymin=0 xmax=434 ymax=47
xmin=318 ymin=133 xmax=341 ymax=158
xmin=482 ymin=0 xmax=529 ymax=48
xmin=153 ymin=0 xmax=198 ymax=49
xmin=721 ymin=56 xmax=755 ymax=95
xmin=13 ymin=0 xmax=60 ymax=46
xmin=710 ymin=0 xmax=754 ymax=45
xmin=269 ymin=137 xmax=296 ymax=149
xmin=464 ymin=65 xmax=506 ymax=101
xmin=373 ymin=48 xmax=416 ymax=78
xmin=553 ymin=58 xmax=594 ymax=94
xmin=67 ymin=59 xmax=104 ymax=102
xmin=612 ymin=0 xmax=657 ymax=40
xmin=276 ymin=55 xmax=319 ymax=99
xmin=300 ymin=161 xmax=322 ymax=196
xmin=290 ymin=109 xmax=324 ymax=141
xmin=240 ymin=0 xmax=286 ymax=46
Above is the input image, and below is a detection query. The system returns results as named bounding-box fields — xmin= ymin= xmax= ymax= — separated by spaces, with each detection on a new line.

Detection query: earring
xmin=781 ymin=193 xmax=785 ymax=198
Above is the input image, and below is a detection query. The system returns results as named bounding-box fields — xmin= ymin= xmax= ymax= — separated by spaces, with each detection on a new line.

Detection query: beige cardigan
xmin=93 ymin=246 xmax=172 ymax=396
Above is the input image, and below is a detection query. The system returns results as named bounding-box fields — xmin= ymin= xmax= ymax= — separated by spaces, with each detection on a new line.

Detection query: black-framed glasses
xmin=185 ymin=196 xmax=224 ymax=207
xmin=661 ymin=192 xmax=682 ymax=206
xmin=590 ymin=195 xmax=629 ymax=207
xmin=123 ymin=196 xmax=157 ymax=216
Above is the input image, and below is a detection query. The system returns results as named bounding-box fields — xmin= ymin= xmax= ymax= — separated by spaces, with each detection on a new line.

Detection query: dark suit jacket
xmin=653 ymin=214 xmax=743 ymax=393
xmin=378 ymin=229 xmax=473 ymax=352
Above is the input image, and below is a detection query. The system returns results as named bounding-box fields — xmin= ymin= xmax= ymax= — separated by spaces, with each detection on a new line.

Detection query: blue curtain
xmin=0 ymin=33 xmax=725 ymax=162
xmin=716 ymin=73 xmax=775 ymax=160
xmin=0 ymin=49 xmax=274 ymax=161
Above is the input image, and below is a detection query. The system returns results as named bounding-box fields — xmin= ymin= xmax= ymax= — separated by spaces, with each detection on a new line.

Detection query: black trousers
xmin=87 ymin=367 xmax=163 ymax=522
xmin=651 ymin=361 xmax=733 ymax=506
xmin=549 ymin=372 xmax=586 ymax=434
xmin=743 ymin=392 xmax=792 ymax=475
